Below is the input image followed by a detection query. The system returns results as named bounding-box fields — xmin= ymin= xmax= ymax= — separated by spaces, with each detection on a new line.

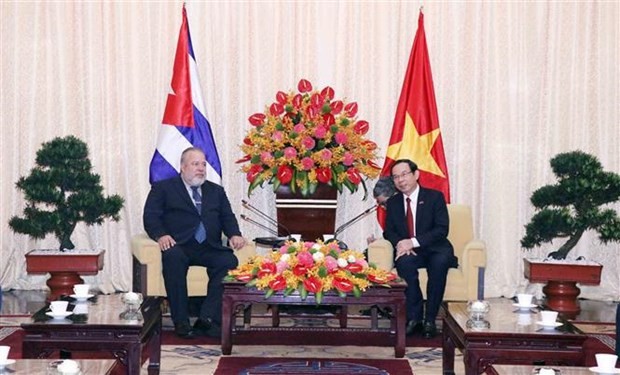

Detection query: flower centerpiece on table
xmin=237 ymin=79 xmax=381 ymax=198
xmin=225 ymin=240 xmax=398 ymax=304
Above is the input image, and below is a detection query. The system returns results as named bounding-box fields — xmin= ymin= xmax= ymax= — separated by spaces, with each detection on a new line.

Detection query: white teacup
xmin=516 ymin=293 xmax=534 ymax=306
xmin=57 ymin=359 xmax=80 ymax=374
xmin=595 ymin=353 xmax=618 ymax=371
xmin=538 ymin=368 xmax=555 ymax=375
xmin=50 ymin=301 xmax=69 ymax=314
xmin=291 ymin=234 xmax=302 ymax=242
xmin=0 ymin=345 xmax=10 ymax=361
xmin=539 ymin=310 xmax=558 ymax=324
xmin=73 ymin=283 xmax=90 ymax=296
xmin=323 ymin=234 xmax=334 ymax=241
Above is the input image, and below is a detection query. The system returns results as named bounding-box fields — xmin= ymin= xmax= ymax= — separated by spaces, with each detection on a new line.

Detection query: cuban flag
xmin=149 ymin=5 xmax=222 ymax=185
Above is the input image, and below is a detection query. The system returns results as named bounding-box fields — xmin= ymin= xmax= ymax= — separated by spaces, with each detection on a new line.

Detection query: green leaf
xmin=300 ymin=286 xmax=308 ymax=300
xmin=265 ymin=289 xmax=274 ymax=299
xmin=283 ymin=287 xmax=295 ymax=297
xmin=353 ymin=286 xmax=361 ymax=298
xmin=316 ymin=291 xmax=323 ymax=304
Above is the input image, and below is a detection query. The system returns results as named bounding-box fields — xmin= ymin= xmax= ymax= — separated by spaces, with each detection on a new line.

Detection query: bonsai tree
xmin=9 ymin=136 xmax=124 ymax=251
xmin=521 ymin=150 xmax=620 ymax=260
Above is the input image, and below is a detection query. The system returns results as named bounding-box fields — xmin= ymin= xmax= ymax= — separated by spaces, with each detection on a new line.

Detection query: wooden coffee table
xmin=21 ymin=295 xmax=163 ymax=375
xmin=221 ymin=281 xmax=407 ymax=357
xmin=442 ymin=299 xmax=587 ymax=375
xmin=0 ymin=359 xmax=116 ymax=374
xmin=486 ymin=364 xmax=594 ymax=374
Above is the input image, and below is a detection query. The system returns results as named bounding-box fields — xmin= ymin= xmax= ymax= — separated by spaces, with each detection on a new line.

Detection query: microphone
xmin=242 ymin=199 xmax=291 ymax=237
xmin=240 ymin=214 xmax=279 ymax=237
xmin=333 ymin=205 xmax=378 ymax=239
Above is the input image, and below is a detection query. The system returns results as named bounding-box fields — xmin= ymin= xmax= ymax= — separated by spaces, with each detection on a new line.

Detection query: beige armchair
xmin=131 ymin=233 xmax=256 ymax=297
xmin=367 ymin=204 xmax=486 ymax=301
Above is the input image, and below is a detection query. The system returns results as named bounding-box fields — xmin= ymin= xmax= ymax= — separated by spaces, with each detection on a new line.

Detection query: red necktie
xmin=406 ymin=197 xmax=414 ymax=237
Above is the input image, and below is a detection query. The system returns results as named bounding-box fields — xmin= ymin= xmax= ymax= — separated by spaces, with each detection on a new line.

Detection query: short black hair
xmin=391 ymin=159 xmax=418 ymax=174
xmin=373 ymin=177 xmax=395 ymax=199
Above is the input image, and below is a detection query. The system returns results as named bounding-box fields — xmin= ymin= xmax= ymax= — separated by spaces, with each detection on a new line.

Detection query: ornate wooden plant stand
xmin=26 ymin=249 xmax=105 ymax=300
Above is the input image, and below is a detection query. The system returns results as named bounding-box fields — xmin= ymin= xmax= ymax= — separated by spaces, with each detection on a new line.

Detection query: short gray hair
xmin=373 ymin=177 xmax=395 ymax=199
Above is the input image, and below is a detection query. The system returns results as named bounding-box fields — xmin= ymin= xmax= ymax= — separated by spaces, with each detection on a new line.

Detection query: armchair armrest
xmin=367 ymin=239 xmax=394 ymax=271
xmin=460 ymin=240 xmax=487 ymax=271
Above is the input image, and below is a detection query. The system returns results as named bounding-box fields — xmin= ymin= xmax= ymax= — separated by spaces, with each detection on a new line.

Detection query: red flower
xmin=323 ymin=114 xmax=335 ymax=127
xmin=346 ymin=168 xmax=362 ymax=185
xmin=354 ymin=120 xmax=369 ymax=135
xmin=367 ymin=273 xmax=397 ymax=284
xmin=269 ymin=275 xmax=287 ymax=291
xmin=367 ymin=160 xmax=381 ymax=169
xmin=235 ymin=274 xmax=253 ymax=283
xmin=248 ymin=113 xmax=266 ymax=126
xmin=246 ymin=164 xmax=263 ymax=182
xmin=330 ymin=100 xmax=343 ymax=114
xmin=292 ymin=94 xmax=303 ymax=109
xmin=243 ymin=137 xmax=253 ymax=146
xmin=236 ymin=154 xmax=251 ymax=164
xmin=298 ymin=79 xmax=313 ymax=93
xmin=303 ymin=276 xmax=323 ymax=294
xmin=257 ymin=261 xmax=277 ymax=278
xmin=346 ymin=262 xmax=363 ymax=273
xmin=321 ymin=86 xmax=335 ymax=101
xmin=344 ymin=102 xmax=358 ymax=117
xmin=276 ymin=91 xmax=288 ymax=105
xmin=277 ymin=165 xmax=294 ymax=184
xmin=333 ymin=277 xmax=354 ymax=293
xmin=293 ymin=264 xmax=308 ymax=276
xmin=316 ymin=167 xmax=332 ymax=183
xmin=311 ymin=93 xmax=322 ymax=107
xmin=270 ymin=103 xmax=284 ymax=116
xmin=361 ymin=140 xmax=377 ymax=151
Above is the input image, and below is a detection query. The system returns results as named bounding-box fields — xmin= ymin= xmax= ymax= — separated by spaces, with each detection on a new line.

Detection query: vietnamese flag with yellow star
xmin=380 ymin=10 xmax=450 ymax=214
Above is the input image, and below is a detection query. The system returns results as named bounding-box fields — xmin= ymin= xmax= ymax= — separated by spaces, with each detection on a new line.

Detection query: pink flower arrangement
xmin=226 ymin=240 xmax=398 ymax=303
xmin=238 ymin=79 xmax=381 ymax=197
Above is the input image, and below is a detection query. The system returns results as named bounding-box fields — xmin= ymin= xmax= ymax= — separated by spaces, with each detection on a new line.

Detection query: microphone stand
xmin=240 ymin=214 xmax=279 ymax=237
xmin=333 ymin=205 xmax=378 ymax=239
xmin=242 ymin=199 xmax=292 ymax=237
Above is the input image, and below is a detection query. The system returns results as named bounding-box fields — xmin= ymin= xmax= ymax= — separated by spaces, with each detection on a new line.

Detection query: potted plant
xmin=521 ymin=150 xmax=620 ymax=315
xmin=9 ymin=135 xmax=124 ymax=298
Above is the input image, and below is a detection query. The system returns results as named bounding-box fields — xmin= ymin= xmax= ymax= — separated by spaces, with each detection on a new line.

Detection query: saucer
xmin=0 ymin=359 xmax=16 ymax=369
xmin=70 ymin=294 xmax=94 ymax=301
xmin=536 ymin=321 xmax=563 ymax=328
xmin=46 ymin=311 xmax=73 ymax=319
xmin=588 ymin=367 xmax=620 ymax=374
xmin=513 ymin=303 xmax=537 ymax=309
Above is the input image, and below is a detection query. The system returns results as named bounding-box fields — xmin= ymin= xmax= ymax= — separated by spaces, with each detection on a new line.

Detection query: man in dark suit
xmin=143 ymin=147 xmax=247 ymax=338
xmin=384 ymin=159 xmax=457 ymax=339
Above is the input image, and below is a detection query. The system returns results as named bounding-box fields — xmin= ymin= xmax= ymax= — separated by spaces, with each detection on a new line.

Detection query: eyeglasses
xmin=391 ymin=171 xmax=413 ymax=181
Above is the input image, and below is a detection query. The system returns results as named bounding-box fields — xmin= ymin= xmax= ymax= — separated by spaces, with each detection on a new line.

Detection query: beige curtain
xmin=1 ymin=1 xmax=618 ymax=300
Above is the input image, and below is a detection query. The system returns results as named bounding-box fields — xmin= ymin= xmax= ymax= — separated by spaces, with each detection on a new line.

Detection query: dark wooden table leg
xmin=395 ymin=301 xmax=406 ymax=358
xmin=126 ymin=343 xmax=141 ymax=375
xmin=221 ymin=295 xmax=233 ymax=355
xmin=442 ymin=317 xmax=456 ymax=375
xmin=147 ymin=316 xmax=162 ymax=374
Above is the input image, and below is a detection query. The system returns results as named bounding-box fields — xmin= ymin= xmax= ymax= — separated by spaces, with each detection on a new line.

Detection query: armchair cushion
xmin=131 ymin=233 xmax=256 ymax=297
xmin=367 ymin=204 xmax=486 ymax=301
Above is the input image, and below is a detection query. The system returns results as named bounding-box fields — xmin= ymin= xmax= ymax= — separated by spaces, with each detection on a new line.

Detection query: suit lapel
xmin=173 ymin=177 xmax=196 ymax=210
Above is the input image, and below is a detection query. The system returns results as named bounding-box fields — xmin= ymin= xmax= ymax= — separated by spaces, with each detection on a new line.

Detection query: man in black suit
xmin=384 ymin=159 xmax=457 ymax=339
xmin=143 ymin=147 xmax=247 ymax=338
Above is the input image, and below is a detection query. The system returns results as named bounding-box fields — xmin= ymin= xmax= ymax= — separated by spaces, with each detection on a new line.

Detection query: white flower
xmin=280 ymin=254 xmax=290 ymax=262
xmin=312 ymin=252 xmax=325 ymax=262
xmin=337 ymin=258 xmax=348 ymax=268
xmin=311 ymin=243 xmax=322 ymax=251
xmin=347 ymin=255 xmax=356 ymax=263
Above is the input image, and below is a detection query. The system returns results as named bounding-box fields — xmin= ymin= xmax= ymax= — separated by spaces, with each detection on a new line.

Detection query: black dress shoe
xmin=174 ymin=321 xmax=195 ymax=339
xmin=192 ymin=318 xmax=212 ymax=336
xmin=206 ymin=321 xmax=222 ymax=338
xmin=422 ymin=321 xmax=437 ymax=339
xmin=406 ymin=320 xmax=423 ymax=336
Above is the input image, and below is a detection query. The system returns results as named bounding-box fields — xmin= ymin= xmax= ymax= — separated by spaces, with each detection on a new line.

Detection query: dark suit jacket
xmin=383 ymin=186 xmax=457 ymax=266
xmin=143 ymin=176 xmax=241 ymax=251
